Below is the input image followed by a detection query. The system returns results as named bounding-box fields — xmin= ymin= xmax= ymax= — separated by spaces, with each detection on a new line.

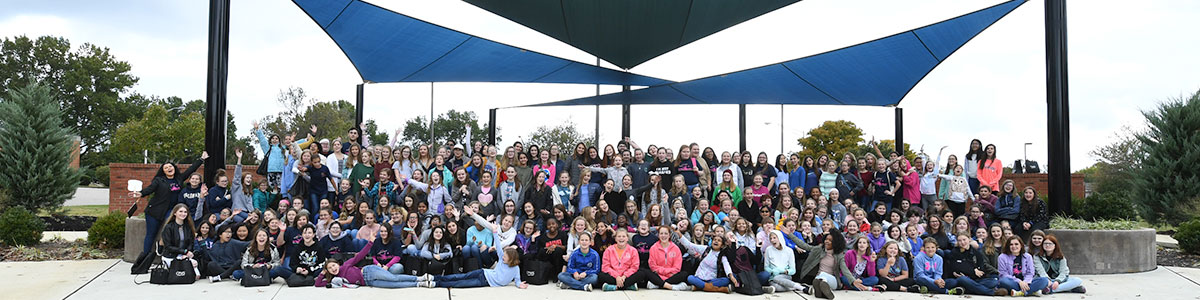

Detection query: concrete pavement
xmin=1 ymin=259 xmax=1195 ymax=300
xmin=65 ymin=187 xmax=108 ymax=206
xmin=0 ymin=259 xmax=118 ymax=300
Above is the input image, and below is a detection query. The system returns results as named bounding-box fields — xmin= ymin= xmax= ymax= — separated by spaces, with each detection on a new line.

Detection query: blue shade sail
xmin=525 ymin=0 xmax=1027 ymax=107
xmin=292 ymin=0 xmax=673 ymax=86
xmin=462 ymin=0 xmax=803 ymax=69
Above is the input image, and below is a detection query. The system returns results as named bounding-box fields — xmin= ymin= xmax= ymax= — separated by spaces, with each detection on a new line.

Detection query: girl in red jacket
xmin=596 ymin=228 xmax=645 ymax=291
xmin=642 ymin=226 xmax=691 ymax=290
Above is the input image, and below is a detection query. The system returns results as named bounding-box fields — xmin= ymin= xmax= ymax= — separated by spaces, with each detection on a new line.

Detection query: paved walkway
xmin=65 ymin=187 xmax=108 ymax=206
xmin=2 ymin=259 xmax=1195 ymax=300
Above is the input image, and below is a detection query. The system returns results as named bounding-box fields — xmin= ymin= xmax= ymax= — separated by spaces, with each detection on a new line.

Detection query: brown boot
xmin=702 ymin=283 xmax=721 ymax=292
xmin=715 ymin=286 xmax=731 ymax=293
xmin=994 ymin=288 xmax=1010 ymax=296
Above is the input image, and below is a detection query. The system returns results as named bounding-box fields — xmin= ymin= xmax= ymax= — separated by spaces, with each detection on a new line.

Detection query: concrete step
xmin=43 ymin=231 xmax=89 ymax=243
xmin=1158 ymin=234 xmax=1179 ymax=249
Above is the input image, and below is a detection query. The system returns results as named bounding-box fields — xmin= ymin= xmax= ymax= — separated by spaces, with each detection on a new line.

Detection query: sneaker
xmin=764 ymin=286 xmax=776 ymax=294
xmin=602 ymin=283 xmax=617 ymax=291
xmin=815 ymin=280 xmax=834 ymax=299
xmin=584 ymin=284 xmax=593 ymax=292
xmin=873 ymin=285 xmax=886 ymax=292
xmin=918 ymin=285 xmax=929 ymax=294
xmin=418 ymin=281 xmax=436 ymax=288
xmin=907 ymin=285 xmax=922 ymax=293
xmin=626 ymin=284 xmax=638 ymax=291
xmin=1011 ymin=290 xmax=1026 ymax=297
xmin=418 ymin=273 xmax=435 ymax=282
xmin=1071 ymin=286 xmax=1087 ymax=293
xmin=799 ymin=284 xmax=813 ymax=295
xmin=209 ymin=276 xmax=221 ymax=283
xmin=672 ymin=284 xmax=692 ymax=291
xmin=342 ymin=283 xmax=359 ymax=289
xmin=1043 ymin=287 xmax=1053 ymax=295
xmin=949 ymin=287 xmax=965 ymax=295
xmin=557 ymin=282 xmax=567 ymax=289
xmin=646 ymin=282 xmax=659 ymax=290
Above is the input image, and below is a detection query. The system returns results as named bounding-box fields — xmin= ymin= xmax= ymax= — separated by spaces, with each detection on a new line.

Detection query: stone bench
xmin=1047 ymin=228 xmax=1156 ymax=274
xmin=123 ymin=217 xmax=145 ymax=262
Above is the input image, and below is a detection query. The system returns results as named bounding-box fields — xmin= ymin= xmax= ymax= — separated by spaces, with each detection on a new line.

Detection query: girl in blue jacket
xmin=557 ymin=232 xmax=600 ymax=291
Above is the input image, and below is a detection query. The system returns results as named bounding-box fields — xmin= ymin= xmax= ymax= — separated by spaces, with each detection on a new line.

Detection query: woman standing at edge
xmin=977 ymin=144 xmax=1003 ymax=193
xmin=963 ymin=139 xmax=984 ymax=194
xmin=130 ymin=151 xmax=207 ymax=273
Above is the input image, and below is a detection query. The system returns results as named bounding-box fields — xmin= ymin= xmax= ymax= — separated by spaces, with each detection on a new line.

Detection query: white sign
xmin=128 ymin=180 xmax=143 ymax=192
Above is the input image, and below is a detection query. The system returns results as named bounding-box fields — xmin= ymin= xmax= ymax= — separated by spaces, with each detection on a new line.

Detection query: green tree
xmin=795 ymin=120 xmax=864 ymax=159
xmin=257 ymin=87 xmax=388 ymax=152
xmin=108 ymin=95 xmax=256 ymax=165
xmin=399 ymin=109 xmax=494 ymax=147
xmin=1133 ymin=90 xmax=1200 ymax=224
xmin=0 ymin=36 xmax=141 ymax=168
xmin=855 ymin=139 xmax=917 ymax=162
xmin=1088 ymin=126 xmax=1142 ymax=195
xmin=362 ymin=119 xmax=388 ymax=147
xmin=110 ymin=103 xmax=205 ymax=164
xmin=0 ymin=84 xmax=84 ymax=212
xmin=527 ymin=121 xmax=593 ymax=155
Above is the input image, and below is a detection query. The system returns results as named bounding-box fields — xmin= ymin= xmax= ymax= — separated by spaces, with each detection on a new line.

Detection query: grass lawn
xmin=38 ymin=205 xmax=112 ymax=218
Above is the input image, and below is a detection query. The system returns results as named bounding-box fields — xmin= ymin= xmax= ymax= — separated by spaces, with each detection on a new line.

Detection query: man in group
xmin=451 ymin=145 xmax=467 ymax=170
xmin=626 ymin=149 xmax=649 ymax=189
xmin=340 ymin=124 xmax=366 ymax=154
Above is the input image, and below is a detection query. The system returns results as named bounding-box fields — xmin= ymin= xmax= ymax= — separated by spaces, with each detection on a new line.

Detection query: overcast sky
xmin=3 ymin=0 xmax=1198 ymax=171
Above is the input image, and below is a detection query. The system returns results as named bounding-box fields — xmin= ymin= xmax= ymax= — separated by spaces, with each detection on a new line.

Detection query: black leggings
xmin=204 ymin=261 xmax=240 ymax=278
xmin=595 ymin=271 xmax=648 ymax=289
xmin=878 ymin=276 xmax=917 ymax=291
xmin=640 ymin=268 xmax=688 ymax=287
xmin=540 ymin=247 xmax=567 ymax=275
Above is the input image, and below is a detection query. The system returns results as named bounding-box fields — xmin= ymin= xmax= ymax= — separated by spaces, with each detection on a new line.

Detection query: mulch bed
xmin=1158 ymin=246 xmax=1200 ymax=268
xmin=0 ymin=238 xmax=120 ymax=262
xmin=39 ymin=216 xmax=96 ymax=231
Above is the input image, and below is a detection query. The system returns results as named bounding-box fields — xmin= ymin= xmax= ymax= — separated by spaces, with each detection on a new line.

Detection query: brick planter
xmin=1046 ymin=228 xmax=1156 ymax=274
xmin=109 ymin=163 xmax=263 ymax=216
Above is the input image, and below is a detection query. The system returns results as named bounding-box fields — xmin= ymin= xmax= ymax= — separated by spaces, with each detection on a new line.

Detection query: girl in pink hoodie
xmin=643 ymin=226 xmax=689 ymax=290
xmin=597 ymin=228 xmax=644 ymax=291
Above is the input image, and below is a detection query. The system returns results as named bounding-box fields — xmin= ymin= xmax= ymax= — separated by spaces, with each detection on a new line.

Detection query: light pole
xmin=1024 ymin=142 xmax=1033 ymax=172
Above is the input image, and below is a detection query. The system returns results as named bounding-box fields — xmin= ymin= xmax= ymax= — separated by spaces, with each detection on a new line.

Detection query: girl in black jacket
xmin=131 ymin=151 xmax=207 ymax=258
xmin=159 ymin=203 xmax=201 ymax=280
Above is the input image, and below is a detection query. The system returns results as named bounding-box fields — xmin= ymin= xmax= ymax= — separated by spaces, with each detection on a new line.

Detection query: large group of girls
xmin=131 ymin=123 xmax=1086 ymax=298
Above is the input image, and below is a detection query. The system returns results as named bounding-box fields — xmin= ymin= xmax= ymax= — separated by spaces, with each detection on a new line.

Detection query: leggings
xmin=641 ymin=268 xmax=688 ymax=287
xmin=141 ymin=214 xmax=163 ymax=256
xmin=595 ymin=271 xmax=647 ymax=289
xmin=877 ymin=275 xmax=917 ymax=291
xmin=204 ymin=261 xmax=241 ymax=278
xmin=686 ymin=275 xmax=730 ymax=288
xmin=434 ymin=269 xmax=490 ymax=288
xmin=540 ymin=247 xmax=567 ymax=275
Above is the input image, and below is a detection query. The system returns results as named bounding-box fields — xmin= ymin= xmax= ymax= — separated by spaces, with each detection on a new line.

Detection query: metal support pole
xmin=203 ymin=0 xmax=230 ymax=186
xmin=738 ymin=104 xmax=747 ymax=152
xmin=895 ymin=107 xmax=904 ymax=156
xmin=488 ymin=108 xmax=497 ymax=146
xmin=621 ymin=85 xmax=631 ymax=139
xmin=429 ymin=82 xmax=435 ymax=144
xmin=1046 ymin=0 xmax=1071 ymax=214
xmin=780 ymin=104 xmax=784 ymax=154
xmin=355 ymin=84 xmax=364 ymax=126
xmin=594 ymin=58 xmax=601 ymax=146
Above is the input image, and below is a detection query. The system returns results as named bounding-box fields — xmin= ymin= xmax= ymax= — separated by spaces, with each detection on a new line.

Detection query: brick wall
xmin=109 ymin=163 xmax=263 ymax=214
xmin=1004 ymin=173 xmax=1086 ymax=199
xmin=935 ymin=173 xmax=1085 ymax=199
